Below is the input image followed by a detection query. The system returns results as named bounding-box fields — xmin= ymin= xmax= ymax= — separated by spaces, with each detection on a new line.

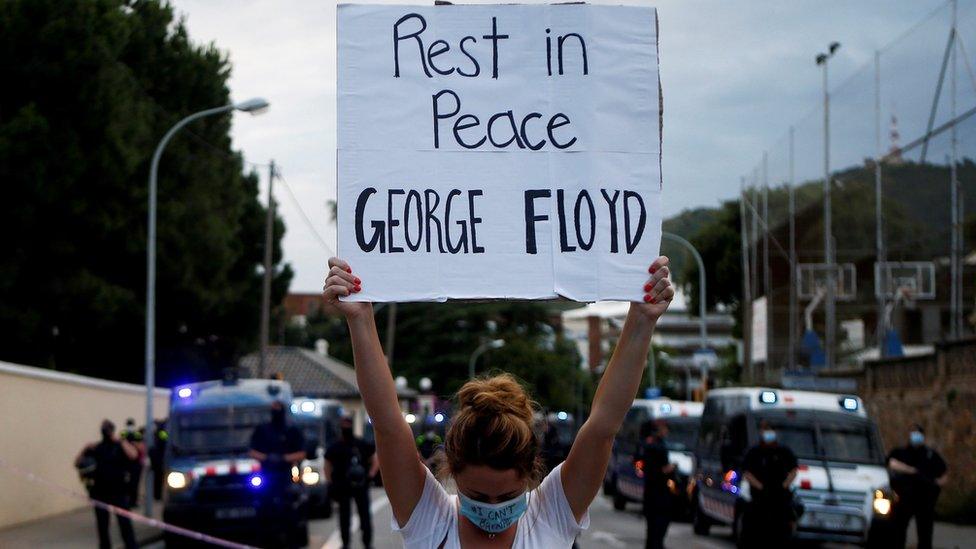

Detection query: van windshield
xmin=755 ymin=411 xmax=884 ymax=465
xmin=171 ymin=407 xmax=269 ymax=456
xmin=665 ymin=417 xmax=699 ymax=452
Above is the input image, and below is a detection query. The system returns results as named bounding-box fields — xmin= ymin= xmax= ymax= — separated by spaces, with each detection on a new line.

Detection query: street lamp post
xmin=816 ymin=42 xmax=840 ymax=369
xmin=468 ymin=339 xmax=506 ymax=379
xmin=662 ymin=232 xmax=710 ymax=394
xmin=144 ymin=98 xmax=269 ymax=515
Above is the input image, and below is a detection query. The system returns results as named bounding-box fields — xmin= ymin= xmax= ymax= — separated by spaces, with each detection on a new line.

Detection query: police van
xmin=162 ymin=377 xmax=308 ymax=547
xmin=605 ymin=398 xmax=704 ymax=514
xmin=290 ymin=397 xmax=344 ymax=517
xmin=691 ymin=387 xmax=893 ymax=546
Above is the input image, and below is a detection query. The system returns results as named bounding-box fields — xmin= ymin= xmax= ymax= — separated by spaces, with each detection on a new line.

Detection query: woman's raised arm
xmin=561 ymin=256 xmax=674 ymax=522
xmin=323 ymin=257 xmax=427 ymax=527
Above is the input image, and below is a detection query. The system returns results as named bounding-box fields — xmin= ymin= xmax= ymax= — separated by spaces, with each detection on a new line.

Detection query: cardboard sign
xmin=337 ymin=4 xmax=662 ymax=302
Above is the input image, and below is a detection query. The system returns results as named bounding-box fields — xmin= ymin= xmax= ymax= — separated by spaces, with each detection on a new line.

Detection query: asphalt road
xmin=132 ymin=488 xmax=976 ymax=549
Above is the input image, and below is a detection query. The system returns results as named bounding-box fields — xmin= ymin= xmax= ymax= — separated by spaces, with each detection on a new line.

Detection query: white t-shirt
xmin=392 ymin=462 xmax=589 ymax=548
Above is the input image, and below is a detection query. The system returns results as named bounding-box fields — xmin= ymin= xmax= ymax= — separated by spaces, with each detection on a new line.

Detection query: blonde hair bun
xmin=456 ymin=374 xmax=535 ymax=423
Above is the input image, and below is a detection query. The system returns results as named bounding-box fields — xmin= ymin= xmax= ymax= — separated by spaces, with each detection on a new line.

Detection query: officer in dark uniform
xmin=149 ymin=419 xmax=168 ymax=501
xmin=638 ymin=419 xmax=674 ymax=549
xmin=74 ymin=420 xmax=139 ymax=549
xmin=887 ymin=424 xmax=948 ymax=549
xmin=326 ymin=417 xmax=379 ymax=549
xmin=249 ymin=399 xmax=306 ymax=546
xmin=742 ymin=419 xmax=798 ymax=546
xmin=415 ymin=428 xmax=442 ymax=469
xmin=121 ymin=419 xmax=146 ymax=506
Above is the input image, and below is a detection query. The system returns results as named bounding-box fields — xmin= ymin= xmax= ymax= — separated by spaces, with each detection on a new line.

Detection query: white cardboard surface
xmin=337 ymin=4 xmax=662 ymax=302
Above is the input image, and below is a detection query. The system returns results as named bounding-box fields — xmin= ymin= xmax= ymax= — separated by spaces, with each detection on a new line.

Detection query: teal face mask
xmin=459 ymin=492 xmax=528 ymax=533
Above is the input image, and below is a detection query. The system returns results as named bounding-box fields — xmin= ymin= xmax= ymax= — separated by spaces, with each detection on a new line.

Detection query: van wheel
xmin=612 ymin=490 xmax=627 ymax=511
xmin=692 ymin=495 xmax=711 ymax=536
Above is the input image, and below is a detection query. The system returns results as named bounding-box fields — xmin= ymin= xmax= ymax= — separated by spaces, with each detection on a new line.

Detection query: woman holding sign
xmin=323 ymin=256 xmax=674 ymax=547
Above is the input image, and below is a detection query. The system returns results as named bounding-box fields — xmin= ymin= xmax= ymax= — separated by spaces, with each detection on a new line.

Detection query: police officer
xmin=249 ymin=400 xmax=307 ymax=546
xmin=74 ymin=420 xmax=139 ymax=549
xmin=887 ymin=424 xmax=948 ymax=549
xmin=415 ymin=428 xmax=442 ymax=469
xmin=638 ymin=419 xmax=674 ymax=549
xmin=541 ymin=416 xmax=567 ymax=473
xmin=149 ymin=419 xmax=168 ymax=501
xmin=120 ymin=418 xmax=146 ymax=506
xmin=742 ymin=419 xmax=798 ymax=546
xmin=326 ymin=417 xmax=379 ymax=549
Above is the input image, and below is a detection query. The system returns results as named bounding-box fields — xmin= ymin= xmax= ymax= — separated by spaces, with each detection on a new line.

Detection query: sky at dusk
xmin=169 ymin=0 xmax=956 ymax=291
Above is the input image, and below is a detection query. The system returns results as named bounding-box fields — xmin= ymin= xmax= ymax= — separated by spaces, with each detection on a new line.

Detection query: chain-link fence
xmin=742 ymin=0 xmax=976 ymax=382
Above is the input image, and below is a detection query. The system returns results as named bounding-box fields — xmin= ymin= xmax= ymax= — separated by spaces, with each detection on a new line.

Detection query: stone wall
xmin=859 ymin=338 xmax=976 ymax=521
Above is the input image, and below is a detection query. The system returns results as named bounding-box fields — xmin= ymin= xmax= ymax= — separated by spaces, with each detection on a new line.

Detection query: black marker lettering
xmin=524 ymin=189 xmax=551 ymax=254
xmin=623 ymin=191 xmax=646 ymax=253
xmin=355 ymin=187 xmax=384 ymax=253
xmin=575 ymin=190 xmax=596 ymax=250
xmin=601 ymin=189 xmax=620 ymax=253
xmin=393 ymin=14 xmax=431 ymax=78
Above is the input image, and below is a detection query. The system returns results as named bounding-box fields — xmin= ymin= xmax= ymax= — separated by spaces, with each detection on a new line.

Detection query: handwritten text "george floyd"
xmin=354 ymin=188 xmax=646 ymax=255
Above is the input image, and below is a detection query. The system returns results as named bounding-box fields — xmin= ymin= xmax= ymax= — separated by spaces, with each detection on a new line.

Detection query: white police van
xmin=691 ymin=387 xmax=893 ymax=546
xmin=605 ymin=398 xmax=704 ymax=514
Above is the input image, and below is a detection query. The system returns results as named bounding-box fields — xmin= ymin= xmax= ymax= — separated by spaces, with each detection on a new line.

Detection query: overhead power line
xmin=273 ymin=170 xmax=336 ymax=257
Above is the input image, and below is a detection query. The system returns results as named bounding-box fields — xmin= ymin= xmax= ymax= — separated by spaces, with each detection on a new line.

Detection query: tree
xmin=0 ymin=0 xmax=291 ymax=385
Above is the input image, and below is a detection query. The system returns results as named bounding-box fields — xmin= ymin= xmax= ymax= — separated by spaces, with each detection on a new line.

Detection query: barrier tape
xmin=0 ymin=457 xmax=255 ymax=549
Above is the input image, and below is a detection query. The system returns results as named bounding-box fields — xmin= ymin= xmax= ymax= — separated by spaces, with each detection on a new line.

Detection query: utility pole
xmin=817 ymin=42 xmax=840 ymax=369
xmin=762 ymin=152 xmax=770 ymax=371
xmin=259 ymin=160 xmax=276 ymax=379
xmin=875 ymin=52 xmax=887 ymax=354
xmin=950 ymin=0 xmax=963 ymax=338
xmin=788 ymin=126 xmax=797 ymax=371
xmin=739 ymin=179 xmax=753 ymax=382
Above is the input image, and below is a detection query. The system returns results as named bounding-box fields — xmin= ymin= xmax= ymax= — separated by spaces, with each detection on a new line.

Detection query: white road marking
xmin=321 ymin=494 xmax=390 ymax=549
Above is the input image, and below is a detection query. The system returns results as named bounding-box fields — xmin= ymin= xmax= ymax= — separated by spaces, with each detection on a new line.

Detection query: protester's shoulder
xmin=529 ymin=462 xmax=589 ymax=537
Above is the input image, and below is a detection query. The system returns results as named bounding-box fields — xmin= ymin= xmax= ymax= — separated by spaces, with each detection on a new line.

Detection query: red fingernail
xmin=644 ymin=283 xmax=652 ymax=292
xmin=648 ymin=266 xmax=655 ymax=273
xmin=643 ymin=294 xmax=652 ymax=303
xmin=346 ymin=267 xmax=352 ymax=273
xmin=354 ymin=285 xmax=361 ymax=292
xmin=354 ymin=277 xmax=361 ymax=284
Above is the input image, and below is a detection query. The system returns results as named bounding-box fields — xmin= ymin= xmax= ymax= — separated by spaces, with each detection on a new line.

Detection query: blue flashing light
xmin=249 ymin=475 xmax=263 ymax=488
xmin=177 ymin=387 xmax=192 ymax=399
xmin=759 ymin=391 xmax=778 ymax=405
xmin=840 ymin=397 xmax=859 ymax=411
xmin=434 ymin=413 xmax=445 ymax=423
xmin=659 ymin=403 xmax=672 ymax=414
xmin=556 ymin=411 xmax=569 ymax=421
xmin=300 ymin=401 xmax=316 ymax=413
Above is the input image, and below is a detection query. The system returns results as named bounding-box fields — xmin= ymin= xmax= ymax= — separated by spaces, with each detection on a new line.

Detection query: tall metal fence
xmin=742 ymin=0 xmax=976 ymax=383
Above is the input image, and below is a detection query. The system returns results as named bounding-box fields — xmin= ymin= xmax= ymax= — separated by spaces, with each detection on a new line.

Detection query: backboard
xmin=874 ymin=261 xmax=936 ymax=300
xmin=797 ymin=263 xmax=857 ymax=301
